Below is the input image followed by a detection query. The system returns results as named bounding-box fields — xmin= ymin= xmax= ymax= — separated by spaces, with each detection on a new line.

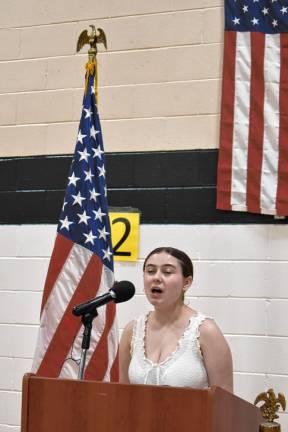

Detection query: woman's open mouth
xmin=151 ymin=287 xmax=163 ymax=294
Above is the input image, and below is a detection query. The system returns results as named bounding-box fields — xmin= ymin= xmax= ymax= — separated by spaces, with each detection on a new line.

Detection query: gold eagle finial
xmin=76 ymin=25 xmax=107 ymax=97
xmin=76 ymin=25 xmax=107 ymax=60
xmin=254 ymin=389 xmax=286 ymax=423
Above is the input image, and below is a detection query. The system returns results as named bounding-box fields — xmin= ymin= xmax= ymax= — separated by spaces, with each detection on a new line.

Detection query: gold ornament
xmin=76 ymin=25 xmax=107 ymax=99
xmin=77 ymin=25 xmax=107 ymax=59
xmin=254 ymin=389 xmax=286 ymax=432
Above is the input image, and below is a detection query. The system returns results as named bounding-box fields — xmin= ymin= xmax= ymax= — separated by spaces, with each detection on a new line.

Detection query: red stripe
xmin=36 ymin=253 xmax=103 ymax=377
xmin=84 ymin=302 xmax=116 ymax=380
xmin=217 ymin=31 xmax=237 ymax=211
xmin=110 ymin=348 xmax=119 ymax=382
xmin=246 ymin=32 xmax=265 ymax=213
xmin=40 ymin=234 xmax=73 ymax=314
xmin=276 ymin=33 xmax=288 ymax=216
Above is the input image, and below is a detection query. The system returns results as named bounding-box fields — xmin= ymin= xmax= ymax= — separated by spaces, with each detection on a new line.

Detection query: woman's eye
xmin=146 ymin=270 xmax=155 ymax=275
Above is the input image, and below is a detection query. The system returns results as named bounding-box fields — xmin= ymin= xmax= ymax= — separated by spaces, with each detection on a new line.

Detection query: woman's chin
xmin=147 ymin=294 xmax=163 ymax=305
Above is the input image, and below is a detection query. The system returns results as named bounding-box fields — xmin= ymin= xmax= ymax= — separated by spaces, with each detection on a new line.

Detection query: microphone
xmin=72 ymin=280 xmax=135 ymax=316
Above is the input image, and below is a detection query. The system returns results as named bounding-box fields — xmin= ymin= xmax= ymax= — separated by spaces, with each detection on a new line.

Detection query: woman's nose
xmin=152 ymin=270 xmax=161 ymax=281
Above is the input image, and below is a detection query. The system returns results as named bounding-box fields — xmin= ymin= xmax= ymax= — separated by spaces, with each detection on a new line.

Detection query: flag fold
xmin=32 ymin=70 xmax=119 ymax=381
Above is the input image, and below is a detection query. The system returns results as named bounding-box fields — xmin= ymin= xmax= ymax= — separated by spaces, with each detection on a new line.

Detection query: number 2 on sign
xmin=109 ymin=212 xmax=140 ymax=262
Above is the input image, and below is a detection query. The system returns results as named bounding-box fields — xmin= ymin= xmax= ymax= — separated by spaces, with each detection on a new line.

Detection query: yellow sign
xmin=109 ymin=212 xmax=140 ymax=262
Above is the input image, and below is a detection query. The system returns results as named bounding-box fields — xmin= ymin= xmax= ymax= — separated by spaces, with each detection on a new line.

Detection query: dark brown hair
xmin=143 ymin=247 xmax=193 ymax=279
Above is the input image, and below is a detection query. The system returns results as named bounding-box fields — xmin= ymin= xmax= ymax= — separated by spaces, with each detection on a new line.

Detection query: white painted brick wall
xmin=0 ymin=224 xmax=287 ymax=430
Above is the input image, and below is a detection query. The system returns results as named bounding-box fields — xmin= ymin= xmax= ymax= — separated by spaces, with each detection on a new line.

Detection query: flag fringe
xmin=85 ymin=59 xmax=98 ymax=104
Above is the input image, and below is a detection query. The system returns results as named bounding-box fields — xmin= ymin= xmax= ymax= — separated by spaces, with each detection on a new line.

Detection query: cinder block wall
xmin=0 ymin=1 xmax=222 ymax=156
xmin=0 ymin=1 xmax=287 ymax=431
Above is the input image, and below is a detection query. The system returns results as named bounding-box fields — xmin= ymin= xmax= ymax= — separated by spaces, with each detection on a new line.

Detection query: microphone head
xmin=111 ymin=280 xmax=135 ymax=304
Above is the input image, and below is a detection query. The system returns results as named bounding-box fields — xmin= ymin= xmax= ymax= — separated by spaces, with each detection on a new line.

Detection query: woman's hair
xmin=143 ymin=247 xmax=193 ymax=279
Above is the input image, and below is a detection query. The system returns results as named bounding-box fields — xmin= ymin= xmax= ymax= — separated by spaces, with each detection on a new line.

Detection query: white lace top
xmin=128 ymin=313 xmax=210 ymax=388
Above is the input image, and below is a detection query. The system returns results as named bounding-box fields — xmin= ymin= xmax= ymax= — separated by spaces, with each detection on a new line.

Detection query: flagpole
xmin=76 ymin=25 xmax=107 ymax=102
xmin=74 ymin=25 xmax=109 ymax=381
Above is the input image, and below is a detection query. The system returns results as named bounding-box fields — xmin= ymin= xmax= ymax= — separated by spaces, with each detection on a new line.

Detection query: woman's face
xmin=143 ymin=252 xmax=192 ymax=308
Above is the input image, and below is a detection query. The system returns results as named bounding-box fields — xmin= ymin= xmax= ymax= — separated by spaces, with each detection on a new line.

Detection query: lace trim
xmin=140 ymin=312 xmax=208 ymax=367
xmin=195 ymin=316 xmax=214 ymax=360
xmin=130 ymin=317 xmax=139 ymax=357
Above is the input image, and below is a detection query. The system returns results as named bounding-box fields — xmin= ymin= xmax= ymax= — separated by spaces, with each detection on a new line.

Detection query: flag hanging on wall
xmin=217 ymin=0 xmax=288 ymax=216
xmin=32 ymin=65 xmax=119 ymax=381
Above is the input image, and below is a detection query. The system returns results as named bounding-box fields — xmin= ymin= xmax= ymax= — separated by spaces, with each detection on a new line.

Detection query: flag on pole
xmin=217 ymin=0 xmax=288 ymax=216
xmin=32 ymin=65 xmax=119 ymax=381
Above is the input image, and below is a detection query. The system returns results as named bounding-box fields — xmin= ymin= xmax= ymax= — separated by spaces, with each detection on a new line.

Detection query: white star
xmin=84 ymin=169 xmax=94 ymax=182
xmin=251 ymin=17 xmax=259 ymax=25
xmin=232 ymin=17 xmax=240 ymax=25
xmin=97 ymin=165 xmax=106 ymax=178
xmin=90 ymin=188 xmax=100 ymax=201
xmin=253 ymin=0 xmax=259 ymax=2
xmin=262 ymin=7 xmax=269 ymax=15
xmin=102 ymin=246 xmax=113 ymax=261
xmin=77 ymin=130 xmax=86 ymax=144
xmin=62 ymin=201 xmax=67 ymax=210
xmin=91 ymin=85 xmax=95 ymax=95
xmin=242 ymin=5 xmax=248 ymax=13
xmin=93 ymin=207 xmax=106 ymax=222
xmin=271 ymin=0 xmax=277 ymax=3
xmin=68 ymin=172 xmax=80 ymax=186
xmin=84 ymin=108 xmax=92 ymax=119
xmin=98 ymin=226 xmax=110 ymax=241
xmin=72 ymin=191 xmax=86 ymax=207
xmin=281 ymin=6 xmax=288 ymax=14
xmin=272 ymin=19 xmax=278 ymax=27
xmin=84 ymin=230 xmax=97 ymax=245
xmin=77 ymin=210 xmax=91 ymax=225
xmin=90 ymin=125 xmax=100 ymax=140
xmin=59 ymin=216 xmax=73 ymax=231
xmin=78 ymin=148 xmax=90 ymax=162
xmin=92 ymin=146 xmax=104 ymax=159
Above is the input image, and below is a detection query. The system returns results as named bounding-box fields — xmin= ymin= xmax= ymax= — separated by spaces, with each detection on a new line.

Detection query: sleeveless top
xmin=128 ymin=313 xmax=210 ymax=388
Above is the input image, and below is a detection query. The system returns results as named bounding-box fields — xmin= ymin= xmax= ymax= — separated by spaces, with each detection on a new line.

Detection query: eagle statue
xmin=76 ymin=25 xmax=107 ymax=54
xmin=254 ymin=388 xmax=286 ymax=423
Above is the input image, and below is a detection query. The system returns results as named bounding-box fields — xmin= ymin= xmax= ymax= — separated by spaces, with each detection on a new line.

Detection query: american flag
xmin=32 ymin=69 xmax=119 ymax=381
xmin=217 ymin=0 xmax=288 ymax=216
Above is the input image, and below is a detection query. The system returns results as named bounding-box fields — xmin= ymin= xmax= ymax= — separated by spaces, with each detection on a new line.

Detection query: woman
xmin=119 ymin=247 xmax=233 ymax=392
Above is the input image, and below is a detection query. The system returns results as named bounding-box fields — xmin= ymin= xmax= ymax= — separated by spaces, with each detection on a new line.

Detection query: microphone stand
xmin=77 ymin=308 xmax=98 ymax=380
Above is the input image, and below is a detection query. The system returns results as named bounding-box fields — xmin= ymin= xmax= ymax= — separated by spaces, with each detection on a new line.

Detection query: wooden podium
xmin=21 ymin=374 xmax=262 ymax=432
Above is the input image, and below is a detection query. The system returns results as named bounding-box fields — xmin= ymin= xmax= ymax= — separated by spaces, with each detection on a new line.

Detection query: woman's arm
xmin=199 ymin=319 xmax=233 ymax=393
xmin=119 ymin=320 xmax=134 ymax=384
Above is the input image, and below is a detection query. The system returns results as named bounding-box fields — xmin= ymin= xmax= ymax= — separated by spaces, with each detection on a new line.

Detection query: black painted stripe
xmin=0 ymin=150 xmax=286 ymax=224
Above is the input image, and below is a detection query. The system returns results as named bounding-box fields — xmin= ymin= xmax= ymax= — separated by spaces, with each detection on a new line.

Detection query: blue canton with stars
xmin=226 ymin=0 xmax=288 ymax=33
xmin=58 ymin=73 xmax=113 ymax=271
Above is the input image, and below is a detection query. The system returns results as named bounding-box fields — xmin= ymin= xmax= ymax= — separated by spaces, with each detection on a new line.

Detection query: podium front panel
xmin=21 ymin=375 xmax=261 ymax=432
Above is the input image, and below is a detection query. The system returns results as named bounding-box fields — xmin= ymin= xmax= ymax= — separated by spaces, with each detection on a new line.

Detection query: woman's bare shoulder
xmin=199 ymin=317 xmax=225 ymax=341
xmin=200 ymin=317 xmax=219 ymax=330
xmin=123 ymin=320 xmax=134 ymax=334
xmin=120 ymin=319 xmax=135 ymax=344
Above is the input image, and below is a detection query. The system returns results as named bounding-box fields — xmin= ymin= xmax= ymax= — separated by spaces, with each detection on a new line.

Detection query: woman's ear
xmin=183 ymin=276 xmax=193 ymax=290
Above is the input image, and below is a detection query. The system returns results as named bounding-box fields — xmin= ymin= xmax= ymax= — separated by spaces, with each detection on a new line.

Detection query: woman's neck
xmin=151 ymin=303 xmax=192 ymax=326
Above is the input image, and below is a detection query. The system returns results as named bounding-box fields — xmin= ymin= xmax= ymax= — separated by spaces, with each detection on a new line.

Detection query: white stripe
xmin=102 ymin=320 xmax=119 ymax=382
xmin=231 ymin=203 xmax=276 ymax=215
xmin=59 ymin=265 xmax=115 ymax=379
xmin=260 ymin=34 xmax=280 ymax=213
xmin=231 ymin=32 xmax=251 ymax=207
xmin=32 ymin=242 xmax=93 ymax=373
